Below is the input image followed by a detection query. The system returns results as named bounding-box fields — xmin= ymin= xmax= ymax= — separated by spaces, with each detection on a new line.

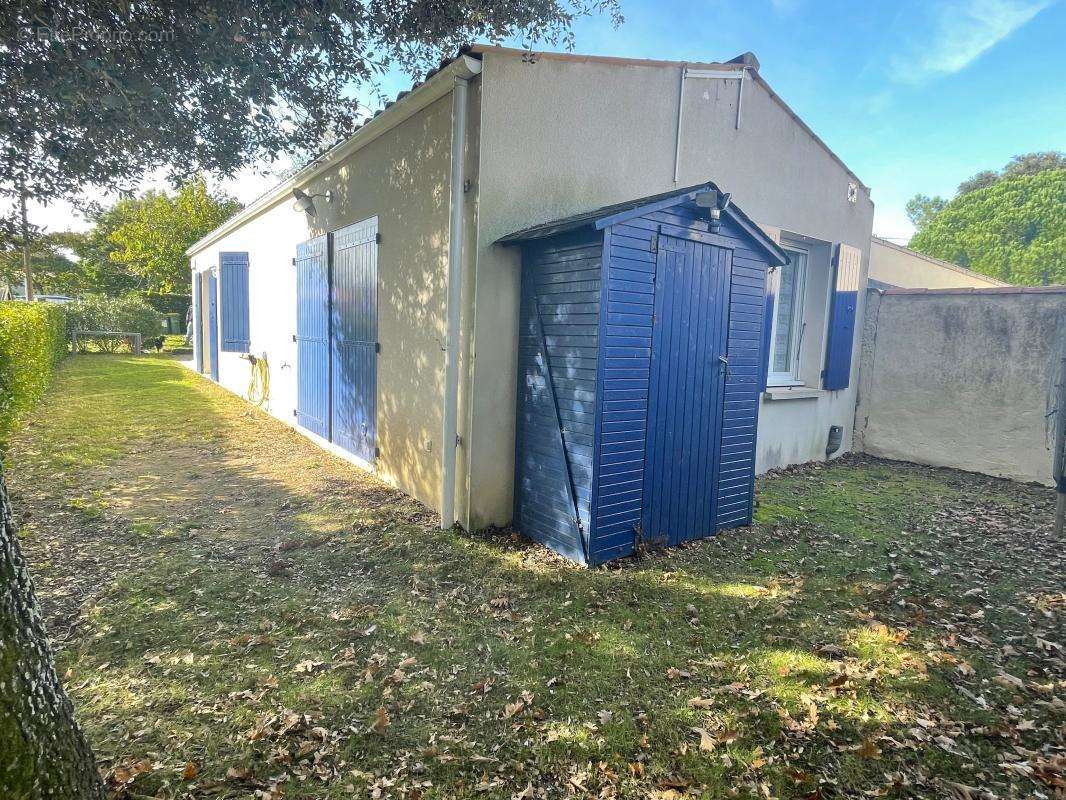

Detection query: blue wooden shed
xmin=499 ymin=182 xmax=788 ymax=565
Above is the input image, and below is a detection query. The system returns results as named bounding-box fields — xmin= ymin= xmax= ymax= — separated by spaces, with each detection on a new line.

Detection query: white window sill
xmin=763 ymin=385 xmax=824 ymax=401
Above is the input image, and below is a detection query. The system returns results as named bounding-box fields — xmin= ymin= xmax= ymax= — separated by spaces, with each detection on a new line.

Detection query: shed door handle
xmin=718 ymin=355 xmax=729 ymax=365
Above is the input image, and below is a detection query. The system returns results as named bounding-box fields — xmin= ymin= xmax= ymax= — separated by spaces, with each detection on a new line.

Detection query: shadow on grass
xmin=8 ymin=355 xmax=1060 ymax=799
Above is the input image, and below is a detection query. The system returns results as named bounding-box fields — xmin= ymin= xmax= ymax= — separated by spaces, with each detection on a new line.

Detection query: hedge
xmin=65 ymin=294 xmax=164 ymax=352
xmin=0 ymin=302 xmax=68 ymax=449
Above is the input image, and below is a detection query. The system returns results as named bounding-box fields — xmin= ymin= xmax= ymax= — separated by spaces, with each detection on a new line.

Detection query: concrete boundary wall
xmin=855 ymin=286 xmax=1066 ymax=485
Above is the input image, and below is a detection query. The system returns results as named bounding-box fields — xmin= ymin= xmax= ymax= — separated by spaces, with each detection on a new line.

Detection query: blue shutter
xmin=295 ymin=236 xmax=331 ymax=440
xmin=758 ymin=267 xmax=776 ymax=393
xmin=219 ymin=252 xmax=250 ymax=352
xmin=823 ymin=244 xmax=862 ymax=390
xmin=330 ymin=219 xmax=379 ymax=463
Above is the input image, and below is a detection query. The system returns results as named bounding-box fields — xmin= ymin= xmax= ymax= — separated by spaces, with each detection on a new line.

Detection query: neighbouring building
xmin=186 ymin=45 xmax=875 ymax=562
xmin=869 ymin=235 xmax=1010 ymax=290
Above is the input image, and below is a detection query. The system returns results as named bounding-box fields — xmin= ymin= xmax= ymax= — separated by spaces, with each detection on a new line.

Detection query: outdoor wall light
xmin=292 ymin=188 xmax=333 ymax=215
xmin=695 ymin=189 xmax=732 ymax=233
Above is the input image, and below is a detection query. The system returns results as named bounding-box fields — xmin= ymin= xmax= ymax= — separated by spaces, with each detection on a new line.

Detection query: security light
xmin=695 ymin=189 xmax=732 ymax=233
xmin=694 ymin=189 xmax=718 ymax=208
xmin=292 ymin=188 xmax=333 ymax=214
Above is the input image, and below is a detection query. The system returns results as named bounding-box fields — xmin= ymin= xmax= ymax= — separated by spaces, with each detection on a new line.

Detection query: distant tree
xmin=0 ymin=233 xmax=80 ymax=296
xmin=905 ymin=194 xmax=948 ymax=232
xmin=957 ymin=170 xmax=998 ymax=196
xmin=90 ymin=179 xmax=240 ymax=296
xmin=1002 ymin=151 xmax=1066 ymax=179
xmin=64 ymin=217 xmax=142 ymax=298
xmin=907 ymin=150 xmax=1065 ymax=253
xmin=909 ymin=170 xmax=1065 ymax=285
xmin=953 ymin=151 xmax=1066 ymax=197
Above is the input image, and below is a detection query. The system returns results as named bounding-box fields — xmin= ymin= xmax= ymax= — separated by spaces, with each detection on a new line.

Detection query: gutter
xmin=185 ymin=54 xmax=482 ymax=257
xmin=441 ymin=55 xmax=482 ymax=530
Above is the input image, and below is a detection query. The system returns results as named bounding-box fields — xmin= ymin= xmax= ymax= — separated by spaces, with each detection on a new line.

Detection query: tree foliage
xmin=956 ymin=170 xmax=998 ymax=196
xmin=0 ymin=233 xmax=80 ymax=296
xmin=1002 ymin=151 xmax=1066 ymax=179
xmin=955 ymin=151 xmax=1066 ymax=195
xmin=909 ymin=170 xmax=1066 ymax=285
xmin=1 ymin=180 xmax=238 ymax=298
xmin=905 ymin=194 xmax=948 ymax=232
xmin=100 ymin=179 xmax=241 ymax=295
xmin=0 ymin=0 xmax=621 ymax=212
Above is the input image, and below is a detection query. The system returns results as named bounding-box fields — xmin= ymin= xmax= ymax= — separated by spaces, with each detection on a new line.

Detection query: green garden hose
xmin=246 ymin=353 xmax=270 ymax=407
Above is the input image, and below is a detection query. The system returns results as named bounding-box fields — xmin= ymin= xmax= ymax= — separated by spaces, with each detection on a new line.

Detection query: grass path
xmin=8 ymin=355 xmax=1064 ymax=799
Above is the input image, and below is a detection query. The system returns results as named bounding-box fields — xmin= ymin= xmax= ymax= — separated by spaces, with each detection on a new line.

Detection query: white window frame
xmin=767 ymin=246 xmax=808 ymax=386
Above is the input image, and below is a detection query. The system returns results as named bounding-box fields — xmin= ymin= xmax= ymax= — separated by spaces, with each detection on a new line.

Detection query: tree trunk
xmin=0 ymin=465 xmax=104 ymax=799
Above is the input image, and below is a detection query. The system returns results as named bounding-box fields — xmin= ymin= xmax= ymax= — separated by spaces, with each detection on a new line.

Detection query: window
xmin=219 ymin=252 xmax=250 ymax=352
xmin=767 ymin=248 xmax=807 ymax=385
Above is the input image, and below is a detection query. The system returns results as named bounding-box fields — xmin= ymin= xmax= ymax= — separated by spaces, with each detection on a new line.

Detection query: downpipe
xmin=441 ymin=56 xmax=481 ymax=530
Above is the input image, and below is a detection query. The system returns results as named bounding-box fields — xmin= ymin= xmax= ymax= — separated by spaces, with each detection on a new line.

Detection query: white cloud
xmin=891 ymin=0 xmax=1053 ymax=83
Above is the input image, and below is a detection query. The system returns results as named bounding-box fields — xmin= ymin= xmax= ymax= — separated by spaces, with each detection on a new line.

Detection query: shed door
xmin=330 ymin=218 xmax=378 ymax=463
xmin=295 ymin=235 xmax=331 ymax=440
xmin=642 ymin=235 xmax=731 ymax=546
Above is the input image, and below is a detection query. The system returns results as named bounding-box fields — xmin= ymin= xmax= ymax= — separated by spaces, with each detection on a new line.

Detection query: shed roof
xmin=495 ymin=181 xmax=789 ymax=266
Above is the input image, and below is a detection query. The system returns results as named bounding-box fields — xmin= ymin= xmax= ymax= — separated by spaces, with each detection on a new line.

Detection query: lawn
xmin=7 ymin=355 xmax=1063 ymax=799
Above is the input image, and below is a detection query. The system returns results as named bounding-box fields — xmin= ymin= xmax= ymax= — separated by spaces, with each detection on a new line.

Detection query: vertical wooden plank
xmin=711 ymin=247 xmax=733 ymax=526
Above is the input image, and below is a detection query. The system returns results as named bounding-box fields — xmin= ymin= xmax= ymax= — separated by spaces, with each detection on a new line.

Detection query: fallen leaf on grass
xmin=691 ymin=727 xmax=716 ymax=752
xmin=181 ymin=761 xmax=199 ymax=780
xmin=109 ymin=759 xmax=153 ymax=786
xmin=858 ymin=738 xmax=881 ymax=759
xmin=993 ymin=672 xmax=1026 ymax=691
xmin=371 ymin=706 xmax=390 ymax=734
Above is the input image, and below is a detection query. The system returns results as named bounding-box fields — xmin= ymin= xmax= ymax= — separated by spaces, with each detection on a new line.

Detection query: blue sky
xmin=29 ymin=0 xmax=1065 ymax=243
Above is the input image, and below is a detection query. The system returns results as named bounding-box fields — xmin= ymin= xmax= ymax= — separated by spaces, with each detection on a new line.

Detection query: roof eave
xmin=185 ymin=54 xmax=483 ymax=258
